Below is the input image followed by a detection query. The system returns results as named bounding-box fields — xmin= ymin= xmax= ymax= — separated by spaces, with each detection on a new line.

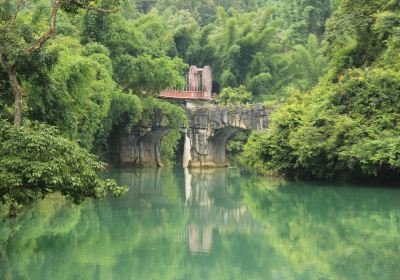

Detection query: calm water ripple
xmin=1 ymin=168 xmax=399 ymax=280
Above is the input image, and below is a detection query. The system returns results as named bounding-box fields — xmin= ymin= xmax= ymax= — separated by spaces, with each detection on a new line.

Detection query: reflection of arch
xmin=189 ymin=224 xmax=213 ymax=254
xmin=113 ymin=168 xmax=175 ymax=209
xmin=185 ymin=168 xmax=231 ymax=208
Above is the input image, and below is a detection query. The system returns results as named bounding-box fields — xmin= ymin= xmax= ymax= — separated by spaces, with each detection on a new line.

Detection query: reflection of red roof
xmin=159 ymin=90 xmax=214 ymax=100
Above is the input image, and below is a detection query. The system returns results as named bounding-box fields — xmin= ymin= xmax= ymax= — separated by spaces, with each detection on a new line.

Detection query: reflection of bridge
xmin=185 ymin=168 xmax=266 ymax=254
xmin=111 ymin=168 xmax=265 ymax=254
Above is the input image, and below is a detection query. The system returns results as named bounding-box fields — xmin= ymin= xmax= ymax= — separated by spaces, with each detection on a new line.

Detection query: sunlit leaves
xmin=0 ymin=120 xmax=127 ymax=212
xmin=241 ymin=67 xmax=400 ymax=178
xmin=113 ymin=54 xmax=186 ymax=95
xmin=216 ymin=85 xmax=252 ymax=105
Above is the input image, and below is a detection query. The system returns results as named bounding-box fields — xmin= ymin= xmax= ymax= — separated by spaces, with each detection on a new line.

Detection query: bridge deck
xmin=159 ymin=90 xmax=214 ymax=100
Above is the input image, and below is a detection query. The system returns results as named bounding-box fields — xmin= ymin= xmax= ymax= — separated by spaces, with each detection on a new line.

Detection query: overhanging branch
xmin=27 ymin=0 xmax=61 ymax=54
xmin=27 ymin=0 xmax=118 ymax=54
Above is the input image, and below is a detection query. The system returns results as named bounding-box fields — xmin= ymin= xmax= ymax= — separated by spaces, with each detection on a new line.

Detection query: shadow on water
xmin=1 ymin=168 xmax=400 ymax=280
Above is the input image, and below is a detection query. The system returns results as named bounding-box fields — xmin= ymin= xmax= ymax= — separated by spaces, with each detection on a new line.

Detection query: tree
xmin=324 ymin=0 xmax=400 ymax=75
xmin=113 ymin=54 xmax=186 ymax=95
xmin=0 ymin=0 xmax=117 ymax=126
xmin=290 ymin=34 xmax=327 ymax=90
xmin=269 ymin=0 xmax=335 ymax=44
xmin=0 ymin=120 xmax=127 ymax=215
xmin=239 ymin=0 xmax=400 ymax=179
xmin=241 ymin=67 xmax=400 ymax=179
xmin=27 ymin=37 xmax=120 ymax=149
xmin=216 ymin=86 xmax=252 ymax=105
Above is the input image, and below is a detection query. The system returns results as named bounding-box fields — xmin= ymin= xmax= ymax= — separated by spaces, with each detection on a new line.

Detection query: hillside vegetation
xmin=241 ymin=0 xmax=400 ymax=179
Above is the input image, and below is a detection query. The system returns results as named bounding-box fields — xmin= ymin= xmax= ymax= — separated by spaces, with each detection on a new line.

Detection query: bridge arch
xmin=185 ymin=104 xmax=271 ymax=168
xmin=207 ymin=127 xmax=247 ymax=167
xmin=138 ymin=127 xmax=171 ymax=167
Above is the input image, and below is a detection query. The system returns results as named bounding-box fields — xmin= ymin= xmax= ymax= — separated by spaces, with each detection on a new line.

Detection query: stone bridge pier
xmin=184 ymin=104 xmax=271 ymax=168
xmin=116 ymin=127 xmax=171 ymax=167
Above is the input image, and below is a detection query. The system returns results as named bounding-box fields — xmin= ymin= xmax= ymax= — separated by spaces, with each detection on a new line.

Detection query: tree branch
xmin=27 ymin=0 xmax=61 ymax=54
xmin=27 ymin=0 xmax=118 ymax=54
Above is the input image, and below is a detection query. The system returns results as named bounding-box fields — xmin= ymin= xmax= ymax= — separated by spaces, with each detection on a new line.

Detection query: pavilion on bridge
xmin=159 ymin=66 xmax=216 ymax=101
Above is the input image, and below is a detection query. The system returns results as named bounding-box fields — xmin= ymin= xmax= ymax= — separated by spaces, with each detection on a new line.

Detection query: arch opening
xmin=225 ymin=129 xmax=251 ymax=166
xmin=206 ymin=127 xmax=244 ymax=167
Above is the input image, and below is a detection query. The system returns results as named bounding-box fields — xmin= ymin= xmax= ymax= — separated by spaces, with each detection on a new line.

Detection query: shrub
xmin=0 ymin=121 xmax=128 ymax=213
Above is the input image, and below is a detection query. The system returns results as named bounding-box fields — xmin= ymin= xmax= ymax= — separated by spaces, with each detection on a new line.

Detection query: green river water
xmin=1 ymin=168 xmax=400 ymax=280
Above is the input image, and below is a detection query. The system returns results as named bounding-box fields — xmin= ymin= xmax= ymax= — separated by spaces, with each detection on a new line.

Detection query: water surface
xmin=1 ymin=168 xmax=400 ymax=280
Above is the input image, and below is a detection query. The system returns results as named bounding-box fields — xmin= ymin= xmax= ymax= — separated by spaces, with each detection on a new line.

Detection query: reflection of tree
xmin=242 ymin=178 xmax=400 ymax=280
xmin=0 ymin=243 xmax=11 ymax=280
xmin=0 ymin=168 xmax=274 ymax=279
xmin=2 ymin=169 xmax=397 ymax=279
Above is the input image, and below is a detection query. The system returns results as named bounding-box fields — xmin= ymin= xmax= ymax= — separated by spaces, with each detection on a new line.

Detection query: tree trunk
xmin=8 ymin=65 xmax=23 ymax=126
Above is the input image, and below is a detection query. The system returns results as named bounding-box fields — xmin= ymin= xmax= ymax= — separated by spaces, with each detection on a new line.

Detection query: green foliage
xmin=4 ymin=0 xmax=395 ymax=181
xmin=324 ymin=0 xmax=400 ymax=75
xmin=204 ymin=7 xmax=283 ymax=98
xmin=216 ymin=86 xmax=252 ymax=105
xmin=149 ymin=0 xmax=266 ymax=25
xmin=226 ymin=130 xmax=250 ymax=165
xmin=113 ymin=54 xmax=186 ymax=95
xmin=246 ymin=72 xmax=272 ymax=97
xmin=141 ymin=97 xmax=188 ymax=129
xmin=160 ymin=129 xmax=182 ymax=165
xmin=27 ymin=37 xmax=117 ymax=149
xmin=240 ymin=0 xmax=400 ymax=179
xmin=242 ymin=67 xmax=400 ymax=178
xmin=269 ymin=0 xmax=336 ymax=44
xmin=0 ymin=120 xmax=128 ymax=213
xmin=108 ymin=91 xmax=142 ymax=128
xmin=1 ymin=0 xmax=334 ymax=132
xmin=290 ymin=34 xmax=327 ymax=90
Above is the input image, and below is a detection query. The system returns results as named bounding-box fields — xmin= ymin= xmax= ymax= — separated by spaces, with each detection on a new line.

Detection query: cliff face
xmin=112 ymin=103 xmax=272 ymax=167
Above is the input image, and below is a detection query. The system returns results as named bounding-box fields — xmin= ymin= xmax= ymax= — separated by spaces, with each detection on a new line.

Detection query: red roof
xmin=159 ymin=90 xmax=214 ymax=100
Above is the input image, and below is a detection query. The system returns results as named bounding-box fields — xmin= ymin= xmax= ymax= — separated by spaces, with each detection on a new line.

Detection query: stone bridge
xmin=112 ymin=104 xmax=271 ymax=167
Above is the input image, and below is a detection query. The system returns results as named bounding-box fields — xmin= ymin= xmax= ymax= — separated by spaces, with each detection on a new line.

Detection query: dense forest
xmin=241 ymin=0 xmax=400 ymax=179
xmin=0 ymin=0 xmax=399 ymax=212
